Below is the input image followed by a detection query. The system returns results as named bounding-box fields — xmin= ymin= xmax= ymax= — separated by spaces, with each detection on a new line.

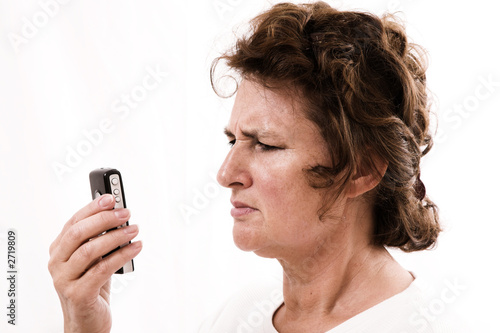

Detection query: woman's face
xmin=217 ymin=80 xmax=339 ymax=259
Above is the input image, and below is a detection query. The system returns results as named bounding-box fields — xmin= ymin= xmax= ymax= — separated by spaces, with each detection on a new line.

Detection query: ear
xmin=345 ymin=154 xmax=388 ymax=199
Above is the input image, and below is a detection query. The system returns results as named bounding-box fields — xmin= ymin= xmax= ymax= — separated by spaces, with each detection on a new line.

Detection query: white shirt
xmin=198 ymin=276 xmax=466 ymax=333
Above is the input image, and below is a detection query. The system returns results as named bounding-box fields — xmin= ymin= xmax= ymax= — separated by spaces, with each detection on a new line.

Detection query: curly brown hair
xmin=211 ymin=1 xmax=441 ymax=252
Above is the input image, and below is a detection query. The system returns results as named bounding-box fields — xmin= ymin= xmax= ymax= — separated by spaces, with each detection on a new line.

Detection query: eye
xmin=257 ymin=142 xmax=281 ymax=151
xmin=227 ymin=139 xmax=236 ymax=147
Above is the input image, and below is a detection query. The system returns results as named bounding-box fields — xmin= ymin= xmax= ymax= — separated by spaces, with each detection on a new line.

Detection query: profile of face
xmin=217 ymin=80 xmax=342 ymax=260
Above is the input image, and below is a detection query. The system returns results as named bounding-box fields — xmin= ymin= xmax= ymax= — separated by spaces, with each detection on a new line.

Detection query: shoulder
xmin=402 ymin=277 xmax=472 ymax=333
xmin=369 ymin=276 xmax=471 ymax=333
xmin=198 ymin=278 xmax=283 ymax=333
xmin=328 ymin=275 xmax=471 ymax=333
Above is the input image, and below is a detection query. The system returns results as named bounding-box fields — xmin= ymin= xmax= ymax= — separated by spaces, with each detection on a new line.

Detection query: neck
xmin=273 ymin=199 xmax=413 ymax=331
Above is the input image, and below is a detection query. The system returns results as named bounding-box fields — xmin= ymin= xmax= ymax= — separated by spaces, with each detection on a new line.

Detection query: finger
xmin=66 ymin=224 xmax=139 ymax=280
xmin=52 ymin=208 xmax=131 ymax=263
xmin=79 ymin=241 xmax=142 ymax=292
xmin=50 ymin=194 xmax=115 ymax=255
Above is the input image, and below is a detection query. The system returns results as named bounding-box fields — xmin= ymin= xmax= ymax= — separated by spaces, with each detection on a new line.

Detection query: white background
xmin=0 ymin=0 xmax=499 ymax=332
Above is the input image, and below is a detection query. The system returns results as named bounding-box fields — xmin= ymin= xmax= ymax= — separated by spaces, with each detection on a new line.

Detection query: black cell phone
xmin=89 ymin=168 xmax=134 ymax=274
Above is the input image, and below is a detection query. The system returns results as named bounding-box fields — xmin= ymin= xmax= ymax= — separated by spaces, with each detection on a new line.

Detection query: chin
xmin=232 ymin=222 xmax=264 ymax=252
xmin=232 ymin=224 xmax=277 ymax=258
xmin=232 ymin=227 xmax=256 ymax=252
xmin=252 ymin=248 xmax=276 ymax=259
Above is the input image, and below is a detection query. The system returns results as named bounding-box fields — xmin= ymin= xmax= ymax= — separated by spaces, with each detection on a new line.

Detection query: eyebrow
xmin=223 ymin=127 xmax=284 ymax=141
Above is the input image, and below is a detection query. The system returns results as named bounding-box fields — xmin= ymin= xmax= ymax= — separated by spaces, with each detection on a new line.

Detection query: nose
xmin=217 ymin=143 xmax=252 ymax=189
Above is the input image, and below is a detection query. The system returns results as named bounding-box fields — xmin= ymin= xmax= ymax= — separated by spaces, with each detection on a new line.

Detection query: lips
xmin=230 ymin=200 xmax=258 ymax=218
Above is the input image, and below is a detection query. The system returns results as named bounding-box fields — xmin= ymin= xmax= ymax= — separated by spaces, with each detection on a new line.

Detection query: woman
xmin=49 ymin=2 xmax=449 ymax=332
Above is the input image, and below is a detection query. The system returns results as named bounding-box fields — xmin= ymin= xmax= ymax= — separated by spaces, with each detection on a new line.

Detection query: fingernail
xmin=99 ymin=194 xmax=114 ymax=207
xmin=129 ymin=241 xmax=142 ymax=251
xmin=114 ymin=209 xmax=130 ymax=219
xmin=123 ymin=224 xmax=138 ymax=234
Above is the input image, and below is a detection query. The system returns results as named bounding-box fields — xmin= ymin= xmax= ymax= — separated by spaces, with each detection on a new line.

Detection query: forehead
xmin=228 ymin=80 xmax=306 ymax=135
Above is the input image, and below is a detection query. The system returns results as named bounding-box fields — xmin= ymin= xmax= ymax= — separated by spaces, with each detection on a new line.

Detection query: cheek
xmin=254 ymin=156 xmax=324 ymax=237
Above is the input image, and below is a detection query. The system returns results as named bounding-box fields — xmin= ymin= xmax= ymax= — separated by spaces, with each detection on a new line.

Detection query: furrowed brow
xmin=223 ymin=127 xmax=235 ymax=138
xmin=224 ymin=127 xmax=283 ymax=141
xmin=241 ymin=129 xmax=282 ymax=141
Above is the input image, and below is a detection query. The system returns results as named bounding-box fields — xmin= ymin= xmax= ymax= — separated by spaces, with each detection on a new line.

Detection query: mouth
xmin=230 ymin=200 xmax=258 ymax=218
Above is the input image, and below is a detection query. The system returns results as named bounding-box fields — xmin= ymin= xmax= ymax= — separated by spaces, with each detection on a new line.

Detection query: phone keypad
xmin=109 ymin=175 xmax=124 ymax=209
xmin=105 ymin=172 xmax=134 ymax=273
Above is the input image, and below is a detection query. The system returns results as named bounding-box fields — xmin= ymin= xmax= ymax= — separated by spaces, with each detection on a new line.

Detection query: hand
xmin=48 ymin=194 xmax=142 ymax=333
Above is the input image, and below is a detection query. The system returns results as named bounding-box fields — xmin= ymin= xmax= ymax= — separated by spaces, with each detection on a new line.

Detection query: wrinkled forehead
xmin=225 ymin=79 xmax=326 ymax=150
xmin=228 ymin=79 xmax=306 ymax=130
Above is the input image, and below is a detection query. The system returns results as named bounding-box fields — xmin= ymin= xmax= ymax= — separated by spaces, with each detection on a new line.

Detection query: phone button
xmin=111 ymin=177 xmax=119 ymax=185
xmin=115 ymin=196 xmax=121 ymax=203
xmin=113 ymin=189 xmax=120 ymax=195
